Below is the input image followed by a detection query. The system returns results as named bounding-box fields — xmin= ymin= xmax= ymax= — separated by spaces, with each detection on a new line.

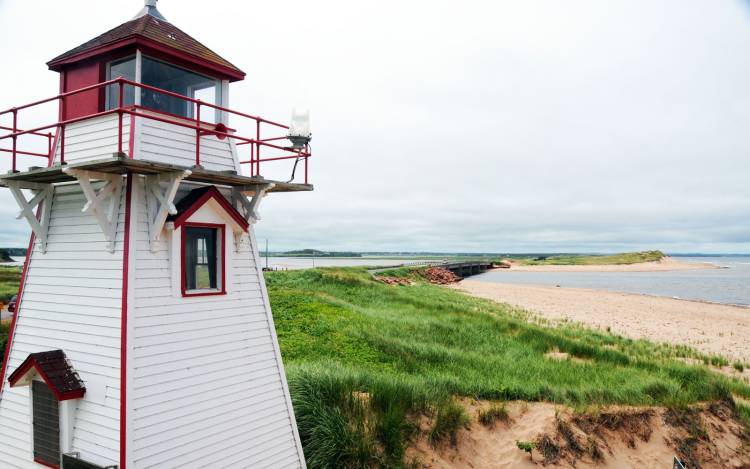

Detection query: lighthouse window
xmin=141 ymin=56 xmax=220 ymax=122
xmin=106 ymin=56 xmax=136 ymax=110
xmin=31 ymin=381 xmax=60 ymax=467
xmin=183 ymin=225 xmax=223 ymax=294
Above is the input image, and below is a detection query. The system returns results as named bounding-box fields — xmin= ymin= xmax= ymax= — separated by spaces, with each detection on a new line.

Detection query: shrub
xmin=516 ymin=440 xmax=535 ymax=458
xmin=587 ymin=436 xmax=604 ymax=461
xmin=534 ymin=435 xmax=560 ymax=464
xmin=429 ymin=401 xmax=469 ymax=446
xmin=477 ymin=404 xmax=509 ymax=427
xmin=736 ymin=402 xmax=750 ymax=429
xmin=556 ymin=416 xmax=583 ymax=456
xmin=710 ymin=355 xmax=729 ymax=367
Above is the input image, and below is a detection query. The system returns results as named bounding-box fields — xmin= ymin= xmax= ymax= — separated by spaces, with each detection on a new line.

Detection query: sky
xmin=0 ymin=0 xmax=748 ymax=253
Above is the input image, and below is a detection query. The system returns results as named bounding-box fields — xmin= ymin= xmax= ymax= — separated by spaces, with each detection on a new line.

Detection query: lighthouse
xmin=0 ymin=2 xmax=311 ymax=468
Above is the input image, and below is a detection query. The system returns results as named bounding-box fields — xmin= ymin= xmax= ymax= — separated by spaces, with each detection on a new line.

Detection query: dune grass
xmin=268 ymin=267 xmax=749 ymax=468
xmin=0 ymin=266 xmax=21 ymax=304
xmin=515 ymin=250 xmax=665 ymax=266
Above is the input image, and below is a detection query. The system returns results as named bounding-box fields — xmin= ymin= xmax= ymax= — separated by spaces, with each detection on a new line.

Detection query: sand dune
xmin=409 ymin=400 xmax=750 ymax=468
xmin=451 ymin=280 xmax=750 ymax=363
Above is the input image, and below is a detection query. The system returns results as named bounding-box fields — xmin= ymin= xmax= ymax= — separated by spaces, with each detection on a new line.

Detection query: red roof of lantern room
xmin=8 ymin=350 xmax=86 ymax=401
xmin=47 ymin=7 xmax=245 ymax=82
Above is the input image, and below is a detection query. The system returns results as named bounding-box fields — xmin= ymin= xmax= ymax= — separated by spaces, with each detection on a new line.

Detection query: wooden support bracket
xmin=231 ymin=184 xmax=274 ymax=252
xmin=63 ymin=169 xmax=124 ymax=253
xmin=232 ymin=183 xmax=275 ymax=225
xmin=145 ymin=170 xmax=191 ymax=252
xmin=6 ymin=181 xmax=54 ymax=253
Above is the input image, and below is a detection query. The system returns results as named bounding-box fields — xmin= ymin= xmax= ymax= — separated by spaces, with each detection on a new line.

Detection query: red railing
xmin=0 ymin=77 xmax=311 ymax=183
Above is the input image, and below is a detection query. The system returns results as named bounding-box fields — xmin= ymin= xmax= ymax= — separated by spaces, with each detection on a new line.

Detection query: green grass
xmin=0 ymin=266 xmax=21 ymax=304
xmin=268 ymin=267 xmax=750 ymax=467
xmin=515 ymin=250 xmax=665 ymax=266
xmin=737 ymin=402 xmax=750 ymax=428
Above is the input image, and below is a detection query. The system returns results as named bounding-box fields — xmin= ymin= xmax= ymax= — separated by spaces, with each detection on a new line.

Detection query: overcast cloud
xmin=0 ymin=0 xmax=748 ymax=253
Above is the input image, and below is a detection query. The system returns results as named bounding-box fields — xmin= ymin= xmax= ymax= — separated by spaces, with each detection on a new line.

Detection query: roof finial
xmin=134 ymin=0 xmax=167 ymax=21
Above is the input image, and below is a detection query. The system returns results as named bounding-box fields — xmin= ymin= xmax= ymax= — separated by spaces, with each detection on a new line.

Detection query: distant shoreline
xmin=500 ymin=256 xmax=718 ymax=272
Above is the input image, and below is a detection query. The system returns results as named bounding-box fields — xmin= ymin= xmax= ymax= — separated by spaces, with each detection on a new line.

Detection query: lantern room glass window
xmin=183 ymin=225 xmax=223 ymax=294
xmin=106 ymin=55 xmax=221 ymax=122
xmin=141 ymin=56 xmax=220 ymax=122
xmin=106 ymin=56 xmax=137 ymax=109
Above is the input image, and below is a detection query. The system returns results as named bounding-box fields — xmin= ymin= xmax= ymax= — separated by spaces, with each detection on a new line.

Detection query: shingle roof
xmin=8 ymin=350 xmax=86 ymax=401
xmin=47 ymin=13 xmax=245 ymax=80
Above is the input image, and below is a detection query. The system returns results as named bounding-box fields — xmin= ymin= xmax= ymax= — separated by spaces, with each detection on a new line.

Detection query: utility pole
xmin=265 ymin=238 xmax=269 ymax=270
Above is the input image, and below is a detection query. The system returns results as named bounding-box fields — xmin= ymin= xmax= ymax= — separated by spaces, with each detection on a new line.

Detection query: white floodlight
xmin=288 ymin=109 xmax=311 ymax=150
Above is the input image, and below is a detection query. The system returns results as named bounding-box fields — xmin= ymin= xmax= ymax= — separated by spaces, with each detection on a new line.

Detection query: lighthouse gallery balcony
xmin=0 ymin=77 xmax=312 ymax=192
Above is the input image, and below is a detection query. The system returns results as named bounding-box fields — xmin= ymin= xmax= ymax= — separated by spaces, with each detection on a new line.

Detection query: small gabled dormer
xmin=8 ymin=350 xmax=86 ymax=468
xmin=167 ymin=186 xmax=250 ymax=297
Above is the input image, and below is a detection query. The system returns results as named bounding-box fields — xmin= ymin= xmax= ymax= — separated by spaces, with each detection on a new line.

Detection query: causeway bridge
xmin=442 ymin=261 xmax=494 ymax=277
xmin=370 ymin=260 xmax=495 ymax=278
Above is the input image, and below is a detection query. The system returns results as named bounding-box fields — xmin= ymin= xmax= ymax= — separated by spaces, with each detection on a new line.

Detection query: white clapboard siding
xmin=51 ymin=112 xmax=240 ymax=173
xmin=0 ymin=182 xmax=123 ymax=468
xmin=53 ymin=113 xmax=131 ymax=164
xmin=137 ymin=118 xmax=237 ymax=172
xmin=130 ymin=179 xmax=303 ymax=468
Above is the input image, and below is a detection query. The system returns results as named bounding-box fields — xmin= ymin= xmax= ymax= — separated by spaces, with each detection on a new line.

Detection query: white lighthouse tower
xmin=0 ymin=2 xmax=311 ymax=468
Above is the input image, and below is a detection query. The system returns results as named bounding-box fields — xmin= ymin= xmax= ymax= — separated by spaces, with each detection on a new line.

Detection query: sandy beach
xmin=451 ymin=280 xmax=750 ymax=363
xmin=505 ymin=256 xmax=718 ymax=272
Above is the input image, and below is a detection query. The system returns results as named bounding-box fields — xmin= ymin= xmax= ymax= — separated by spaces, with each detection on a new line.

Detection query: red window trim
xmin=180 ymin=222 xmax=226 ymax=298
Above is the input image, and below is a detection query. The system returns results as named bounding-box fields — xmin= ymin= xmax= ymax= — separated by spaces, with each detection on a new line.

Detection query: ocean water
xmin=6 ymin=254 xmax=749 ymax=306
xmin=3 ymin=256 xmax=432 ymax=270
xmin=471 ymin=257 xmax=750 ymax=307
xmin=4 ymin=257 xmax=24 ymax=267
xmin=262 ymin=257 xmax=437 ymax=270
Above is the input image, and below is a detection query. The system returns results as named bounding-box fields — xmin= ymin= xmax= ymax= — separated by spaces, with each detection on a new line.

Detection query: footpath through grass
xmin=514 ymin=250 xmax=665 ymax=266
xmin=269 ymin=267 xmax=750 ymax=468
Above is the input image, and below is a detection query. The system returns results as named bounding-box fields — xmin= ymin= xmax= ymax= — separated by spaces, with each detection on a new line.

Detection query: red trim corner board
xmin=180 ymin=222 xmax=227 ymax=298
xmin=128 ymin=113 xmax=136 ymax=158
xmin=120 ymin=173 xmax=133 ymax=469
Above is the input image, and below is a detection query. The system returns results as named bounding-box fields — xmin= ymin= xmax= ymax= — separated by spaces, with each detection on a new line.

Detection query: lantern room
xmin=47 ymin=0 xmax=244 ymax=124
xmin=0 ymin=0 xmax=311 ymax=180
